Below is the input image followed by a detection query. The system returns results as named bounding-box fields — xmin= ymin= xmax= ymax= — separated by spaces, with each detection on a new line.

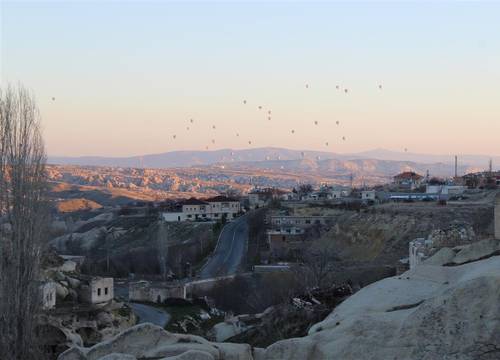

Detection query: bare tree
xmin=0 ymin=85 xmax=48 ymax=359
xmin=157 ymin=220 xmax=169 ymax=280
xmin=298 ymin=240 xmax=338 ymax=289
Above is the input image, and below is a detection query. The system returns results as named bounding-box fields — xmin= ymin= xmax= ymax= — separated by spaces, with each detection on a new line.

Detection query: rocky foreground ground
xmin=59 ymin=239 xmax=500 ymax=360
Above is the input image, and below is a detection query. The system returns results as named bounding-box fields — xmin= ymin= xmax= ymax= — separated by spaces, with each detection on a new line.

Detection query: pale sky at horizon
xmin=1 ymin=1 xmax=499 ymax=157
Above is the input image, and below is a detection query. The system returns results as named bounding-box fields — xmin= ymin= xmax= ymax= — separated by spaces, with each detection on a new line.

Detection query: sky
xmin=1 ymin=1 xmax=499 ymax=157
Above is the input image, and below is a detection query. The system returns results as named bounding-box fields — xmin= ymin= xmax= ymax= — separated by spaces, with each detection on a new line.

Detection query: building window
xmin=105 ymin=287 xmax=108 ymax=295
xmin=97 ymin=288 xmax=101 ymax=296
xmin=305 ymin=220 xmax=311 ymax=224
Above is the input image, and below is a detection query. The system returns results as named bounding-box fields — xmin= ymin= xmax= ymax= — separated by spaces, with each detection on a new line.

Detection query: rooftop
xmin=205 ymin=195 xmax=239 ymax=203
xmin=181 ymin=197 xmax=209 ymax=206
xmin=394 ymin=171 xmax=424 ymax=180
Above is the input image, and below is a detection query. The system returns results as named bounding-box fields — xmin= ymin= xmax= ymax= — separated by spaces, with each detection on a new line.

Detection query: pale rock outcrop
xmin=60 ymin=245 xmax=500 ymax=360
xmin=62 ymin=260 xmax=78 ymax=272
xmin=211 ymin=319 xmax=249 ymax=342
xmin=51 ymin=226 xmax=107 ymax=253
xmin=424 ymin=238 xmax=500 ymax=266
xmin=56 ymin=282 xmax=70 ymax=300
xmin=97 ymin=354 xmax=136 ymax=360
xmin=264 ymin=255 xmax=500 ymax=360
xmin=451 ymin=238 xmax=500 ymax=264
xmin=422 ymin=247 xmax=456 ymax=266
xmin=59 ymin=323 xmax=253 ymax=360
xmin=67 ymin=276 xmax=82 ymax=289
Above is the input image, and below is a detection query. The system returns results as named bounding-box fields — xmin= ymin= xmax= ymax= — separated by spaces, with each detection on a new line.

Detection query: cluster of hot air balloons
xmin=163 ymin=81 xmax=384 ymax=158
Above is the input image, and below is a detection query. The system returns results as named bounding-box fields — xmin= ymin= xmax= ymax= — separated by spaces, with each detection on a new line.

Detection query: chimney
xmin=454 ymin=156 xmax=458 ymax=178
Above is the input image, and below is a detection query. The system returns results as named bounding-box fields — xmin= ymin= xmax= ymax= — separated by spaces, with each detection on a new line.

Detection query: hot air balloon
xmin=325 ymin=142 xmax=329 ymax=146
xmin=268 ymin=110 xmax=271 ymax=114
xmin=344 ymin=89 xmax=349 ymax=93
xmin=52 ymin=97 xmax=55 ymax=101
xmin=268 ymin=116 xmax=271 ymax=120
xmin=258 ymin=106 xmax=262 ymax=110
xmin=187 ymin=127 xmax=190 ymax=130
xmin=291 ymin=130 xmax=295 ymax=134
xmin=314 ymin=121 xmax=318 ymax=125
xmin=342 ymin=136 xmax=346 ymax=141
xmin=378 ymin=84 xmax=383 ymax=90
xmin=190 ymin=118 xmax=194 ymax=123
xmin=205 ymin=146 xmax=209 ymax=150
xmin=248 ymin=140 xmax=252 ymax=145
xmin=243 ymin=100 xmax=247 ymax=104
xmin=305 ymin=84 xmax=309 ymax=89
xmin=173 ymin=135 xmax=176 ymax=139
xmin=301 ymin=152 xmax=305 ymax=157
xmin=336 ymin=85 xmax=340 ymax=90
xmin=336 ymin=121 xmax=340 ymax=125
xmin=212 ymin=139 xmax=215 ymax=144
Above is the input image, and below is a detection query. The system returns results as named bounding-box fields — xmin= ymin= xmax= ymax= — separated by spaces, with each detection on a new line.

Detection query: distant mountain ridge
xmin=49 ymin=147 xmax=497 ymax=171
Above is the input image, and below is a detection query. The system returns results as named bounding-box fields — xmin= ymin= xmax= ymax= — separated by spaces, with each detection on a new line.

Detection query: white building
xmin=426 ymin=185 xmax=466 ymax=196
xmin=361 ymin=190 xmax=376 ymax=201
xmin=204 ymin=196 xmax=241 ymax=220
xmin=162 ymin=196 xmax=240 ymax=222
xmin=78 ymin=277 xmax=114 ymax=304
xmin=248 ymin=188 xmax=285 ymax=209
xmin=394 ymin=172 xmax=424 ymax=191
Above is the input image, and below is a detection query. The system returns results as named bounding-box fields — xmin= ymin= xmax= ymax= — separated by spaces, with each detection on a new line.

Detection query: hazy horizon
xmin=48 ymin=145 xmax=499 ymax=161
xmin=2 ymin=1 xmax=499 ymax=157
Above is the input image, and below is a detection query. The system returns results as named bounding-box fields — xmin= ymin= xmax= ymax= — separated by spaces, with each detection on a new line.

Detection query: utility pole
xmin=455 ymin=156 xmax=458 ymax=178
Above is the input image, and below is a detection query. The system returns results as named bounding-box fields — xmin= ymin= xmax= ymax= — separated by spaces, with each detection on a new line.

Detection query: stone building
xmin=270 ymin=215 xmax=332 ymax=228
xmin=78 ymin=277 xmax=114 ymax=304
xmin=129 ymin=281 xmax=186 ymax=303
xmin=162 ymin=196 xmax=240 ymax=222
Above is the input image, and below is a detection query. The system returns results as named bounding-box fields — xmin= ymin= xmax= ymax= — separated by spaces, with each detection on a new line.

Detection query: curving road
xmin=200 ymin=214 xmax=249 ymax=279
xmin=115 ymin=282 xmax=171 ymax=327
xmin=129 ymin=302 xmax=171 ymax=327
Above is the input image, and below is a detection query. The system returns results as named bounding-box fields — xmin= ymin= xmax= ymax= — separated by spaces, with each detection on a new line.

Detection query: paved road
xmin=129 ymin=302 xmax=171 ymax=327
xmin=115 ymin=283 xmax=171 ymax=328
xmin=200 ymin=214 xmax=249 ymax=279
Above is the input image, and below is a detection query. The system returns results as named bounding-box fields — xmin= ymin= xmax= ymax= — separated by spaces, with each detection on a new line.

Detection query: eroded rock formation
xmin=59 ymin=241 xmax=500 ymax=360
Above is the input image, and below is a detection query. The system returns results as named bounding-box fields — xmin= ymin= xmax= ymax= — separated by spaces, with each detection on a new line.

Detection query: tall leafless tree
xmin=296 ymin=239 xmax=338 ymax=289
xmin=0 ymin=85 xmax=48 ymax=359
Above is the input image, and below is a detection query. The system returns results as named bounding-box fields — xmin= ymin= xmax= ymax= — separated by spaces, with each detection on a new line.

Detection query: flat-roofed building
xmin=162 ymin=196 xmax=241 ymax=222
xmin=270 ymin=215 xmax=332 ymax=228
xmin=78 ymin=276 xmax=114 ymax=305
